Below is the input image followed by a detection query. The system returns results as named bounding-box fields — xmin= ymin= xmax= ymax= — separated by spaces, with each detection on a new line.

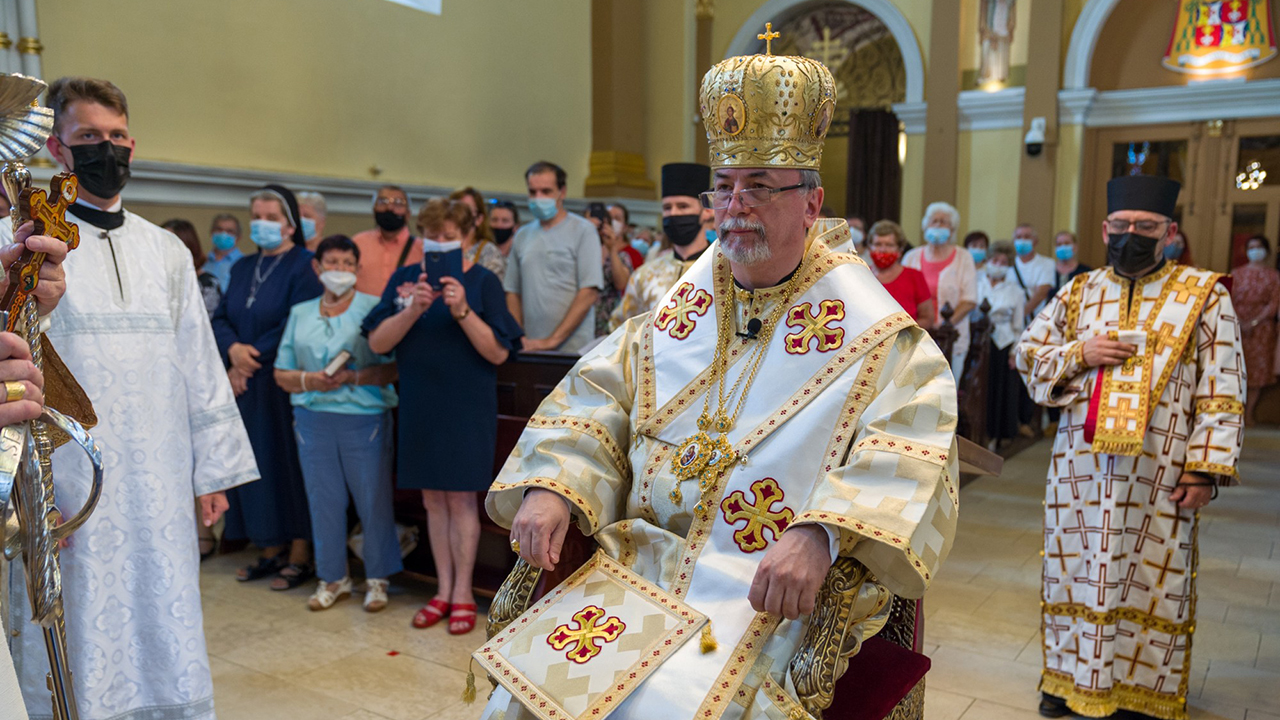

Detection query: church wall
xmin=36 ymin=0 xmax=595 ymax=197
xmin=126 ymin=203 xmax=382 ymax=257
xmin=954 ymin=127 xmax=1023 ymax=240
xmin=644 ymin=0 xmax=697 ymax=170
xmin=1053 ymin=121 xmax=1085 ymax=236
xmin=901 ymin=133 xmax=926 ymax=236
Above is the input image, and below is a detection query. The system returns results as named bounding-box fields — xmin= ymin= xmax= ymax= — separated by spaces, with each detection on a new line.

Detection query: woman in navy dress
xmin=212 ymin=184 xmax=323 ymax=589
xmin=364 ymin=200 xmax=521 ymax=635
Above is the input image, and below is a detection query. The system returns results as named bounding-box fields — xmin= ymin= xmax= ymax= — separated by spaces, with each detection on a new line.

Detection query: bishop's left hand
xmin=748 ymin=524 xmax=831 ymax=620
xmin=0 ymin=221 xmax=70 ymax=316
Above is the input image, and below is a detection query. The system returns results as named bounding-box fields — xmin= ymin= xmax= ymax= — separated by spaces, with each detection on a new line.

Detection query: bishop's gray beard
xmin=717 ymin=217 xmax=773 ymax=265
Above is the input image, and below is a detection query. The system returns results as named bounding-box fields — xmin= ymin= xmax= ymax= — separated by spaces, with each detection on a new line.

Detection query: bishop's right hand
xmin=509 ymin=488 xmax=571 ymax=571
xmin=0 ymin=330 xmax=44 ymax=426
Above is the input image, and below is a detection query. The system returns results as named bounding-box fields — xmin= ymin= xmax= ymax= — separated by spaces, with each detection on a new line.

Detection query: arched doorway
xmin=725 ymin=0 xmax=921 ymax=221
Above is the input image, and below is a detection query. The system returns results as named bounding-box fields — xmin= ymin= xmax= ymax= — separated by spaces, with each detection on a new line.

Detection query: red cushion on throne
xmin=824 ymin=636 xmax=931 ymax=720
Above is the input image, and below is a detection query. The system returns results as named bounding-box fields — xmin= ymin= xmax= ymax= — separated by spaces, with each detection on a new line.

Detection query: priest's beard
xmin=718 ymin=217 xmax=772 ymax=265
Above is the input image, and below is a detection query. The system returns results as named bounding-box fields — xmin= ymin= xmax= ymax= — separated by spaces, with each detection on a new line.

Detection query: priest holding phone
xmin=364 ymin=203 xmax=523 ymax=634
xmin=1017 ymin=175 xmax=1245 ymax=720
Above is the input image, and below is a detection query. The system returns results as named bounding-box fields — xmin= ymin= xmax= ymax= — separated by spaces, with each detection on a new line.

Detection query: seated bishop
xmin=479 ymin=42 xmax=959 ymax=720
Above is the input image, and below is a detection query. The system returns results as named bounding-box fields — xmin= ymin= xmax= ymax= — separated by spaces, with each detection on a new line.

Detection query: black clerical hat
xmin=662 ymin=163 xmax=711 ymax=200
xmin=1106 ymin=175 xmax=1181 ymax=218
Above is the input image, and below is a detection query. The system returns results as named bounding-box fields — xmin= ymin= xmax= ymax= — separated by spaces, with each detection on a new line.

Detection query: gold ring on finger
xmin=2 ymin=381 xmax=25 ymax=403
xmin=510 ymin=539 xmax=520 ymax=554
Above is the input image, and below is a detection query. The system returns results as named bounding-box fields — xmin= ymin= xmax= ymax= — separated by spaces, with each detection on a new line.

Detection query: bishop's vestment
xmin=8 ymin=209 xmax=259 ymax=720
xmin=481 ymin=220 xmax=958 ymax=719
xmin=1016 ymin=262 xmax=1244 ymax=719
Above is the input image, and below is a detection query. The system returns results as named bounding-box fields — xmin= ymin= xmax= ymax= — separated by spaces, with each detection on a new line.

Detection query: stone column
xmin=922 ymin=0 xmax=961 ymax=208
xmin=1016 ymin=0 xmax=1064 ymax=237
xmin=585 ymin=0 xmax=656 ymax=199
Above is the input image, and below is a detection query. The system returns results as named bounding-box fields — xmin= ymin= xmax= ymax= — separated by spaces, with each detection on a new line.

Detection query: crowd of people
xmin=0 ymin=69 xmax=1268 ymax=720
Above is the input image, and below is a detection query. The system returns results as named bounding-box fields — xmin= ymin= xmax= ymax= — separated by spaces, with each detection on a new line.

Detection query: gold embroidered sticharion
xmin=1041 ymin=602 xmax=1192 ymax=635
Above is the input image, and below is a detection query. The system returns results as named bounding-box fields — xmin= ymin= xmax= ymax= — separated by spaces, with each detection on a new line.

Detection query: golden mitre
xmin=699 ymin=26 xmax=837 ymax=170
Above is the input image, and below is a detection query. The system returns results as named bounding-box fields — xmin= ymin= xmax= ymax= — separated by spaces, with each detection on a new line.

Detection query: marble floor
xmin=201 ymin=427 xmax=1280 ymax=720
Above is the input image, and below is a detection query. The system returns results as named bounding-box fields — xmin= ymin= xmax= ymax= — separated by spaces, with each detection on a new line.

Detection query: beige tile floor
xmin=201 ymin=428 xmax=1280 ymax=720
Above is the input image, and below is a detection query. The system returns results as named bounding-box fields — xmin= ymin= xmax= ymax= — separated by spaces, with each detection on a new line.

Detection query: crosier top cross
xmin=1 ymin=172 xmax=80 ymax=332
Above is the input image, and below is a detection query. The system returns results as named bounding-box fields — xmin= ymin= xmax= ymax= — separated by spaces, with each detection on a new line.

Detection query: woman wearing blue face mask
xmin=964 ymin=230 xmax=990 ymax=269
xmin=212 ymin=184 xmax=323 ymax=590
xmin=1232 ymin=235 xmax=1279 ymax=426
xmin=206 ymin=213 xmax=244 ymax=292
xmin=902 ymin=201 xmax=978 ymax=382
xmin=1052 ymin=230 xmax=1092 ymax=289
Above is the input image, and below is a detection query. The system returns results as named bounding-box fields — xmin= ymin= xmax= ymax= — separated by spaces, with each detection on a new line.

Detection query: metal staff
xmin=0 ymin=72 xmax=103 ymax=720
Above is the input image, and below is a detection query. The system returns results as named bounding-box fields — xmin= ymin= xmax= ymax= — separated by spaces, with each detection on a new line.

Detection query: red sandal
xmin=412 ymin=598 xmax=450 ymax=629
xmin=448 ymin=603 xmax=478 ymax=635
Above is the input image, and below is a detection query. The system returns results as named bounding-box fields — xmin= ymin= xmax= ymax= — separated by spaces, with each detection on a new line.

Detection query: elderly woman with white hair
xmin=902 ymin=201 xmax=978 ymax=380
xmin=297 ymin=190 xmax=328 ymax=252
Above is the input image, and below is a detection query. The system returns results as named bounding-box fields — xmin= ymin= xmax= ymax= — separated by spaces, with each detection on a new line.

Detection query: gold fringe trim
xmin=1089 ymin=437 xmax=1144 ymax=457
xmin=1041 ymin=669 xmax=1186 ymax=720
xmin=1042 ymin=602 xmax=1193 ymax=636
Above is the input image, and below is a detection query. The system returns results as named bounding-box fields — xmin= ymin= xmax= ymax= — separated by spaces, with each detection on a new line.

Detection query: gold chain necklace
xmin=670 ymin=263 xmax=805 ymax=513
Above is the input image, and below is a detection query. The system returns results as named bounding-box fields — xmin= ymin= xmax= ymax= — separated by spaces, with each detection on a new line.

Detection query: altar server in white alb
xmin=1017 ymin=174 xmax=1244 ymax=720
xmin=479 ymin=39 xmax=958 ymax=719
xmin=6 ymin=76 xmax=258 ymax=720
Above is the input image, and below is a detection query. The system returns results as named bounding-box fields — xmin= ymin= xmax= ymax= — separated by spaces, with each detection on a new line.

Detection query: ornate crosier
xmin=670 ymin=258 xmax=806 ymax=514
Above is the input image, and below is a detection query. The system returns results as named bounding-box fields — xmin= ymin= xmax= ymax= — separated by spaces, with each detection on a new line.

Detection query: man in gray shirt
xmin=505 ymin=161 xmax=603 ymax=353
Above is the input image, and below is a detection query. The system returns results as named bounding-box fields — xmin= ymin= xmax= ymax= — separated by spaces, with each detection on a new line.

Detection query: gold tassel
xmin=463 ymin=659 xmax=478 ymax=704
xmin=700 ymin=622 xmax=718 ymax=654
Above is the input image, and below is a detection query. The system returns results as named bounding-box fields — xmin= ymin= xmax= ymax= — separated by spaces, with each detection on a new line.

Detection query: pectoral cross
xmin=1 ymin=173 xmax=80 ymax=331
xmin=758 ymin=23 xmax=780 ymax=55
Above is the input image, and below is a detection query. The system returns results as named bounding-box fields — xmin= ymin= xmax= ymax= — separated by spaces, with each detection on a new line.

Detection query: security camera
xmin=1025 ymin=117 xmax=1046 ymax=157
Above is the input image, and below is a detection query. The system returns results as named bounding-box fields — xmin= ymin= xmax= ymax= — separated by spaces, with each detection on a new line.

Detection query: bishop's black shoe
xmin=1039 ymin=692 xmax=1072 ymax=718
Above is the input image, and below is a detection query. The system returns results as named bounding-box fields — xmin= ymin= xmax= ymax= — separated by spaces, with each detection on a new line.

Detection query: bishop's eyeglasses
xmin=699 ymin=183 xmax=806 ymax=210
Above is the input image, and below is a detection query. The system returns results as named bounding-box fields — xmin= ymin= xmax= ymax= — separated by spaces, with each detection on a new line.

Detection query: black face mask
xmin=375 ymin=209 xmax=407 ymax=232
xmin=68 ymin=140 xmax=132 ymax=199
xmin=1107 ymin=232 xmax=1162 ymax=276
xmin=663 ymin=214 xmax=703 ymax=247
xmin=492 ymin=227 xmax=514 ymax=245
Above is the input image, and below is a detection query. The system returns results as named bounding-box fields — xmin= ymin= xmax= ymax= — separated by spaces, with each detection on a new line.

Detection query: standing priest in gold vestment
xmin=1017 ymin=175 xmax=1245 ymax=720
xmin=477 ymin=39 xmax=958 ymax=720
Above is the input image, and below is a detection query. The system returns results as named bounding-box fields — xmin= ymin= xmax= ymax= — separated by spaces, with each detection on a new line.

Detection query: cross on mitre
xmin=758 ymin=22 xmax=781 ymax=55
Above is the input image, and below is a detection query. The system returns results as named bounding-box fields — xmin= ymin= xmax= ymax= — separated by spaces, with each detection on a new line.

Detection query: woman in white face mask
xmin=977 ymin=240 xmax=1032 ymax=445
xmin=272 ymin=235 xmax=403 ymax=612
xmin=1231 ymin=234 xmax=1279 ymax=426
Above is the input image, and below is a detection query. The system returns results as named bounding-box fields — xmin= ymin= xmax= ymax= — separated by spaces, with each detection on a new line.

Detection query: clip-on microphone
xmin=736 ymin=317 xmax=763 ymax=340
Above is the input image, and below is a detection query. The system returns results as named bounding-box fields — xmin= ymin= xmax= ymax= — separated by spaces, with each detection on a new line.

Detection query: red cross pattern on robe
xmin=654 ymin=282 xmax=712 ymax=340
xmin=784 ymin=299 xmax=845 ymax=354
xmin=546 ymin=605 xmax=627 ymax=664
xmin=720 ymin=477 xmax=795 ymax=553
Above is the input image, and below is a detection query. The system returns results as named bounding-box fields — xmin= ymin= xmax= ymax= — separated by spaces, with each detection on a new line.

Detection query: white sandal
xmin=307 ymin=577 xmax=353 ymax=611
xmin=364 ymin=578 xmax=389 ymax=613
